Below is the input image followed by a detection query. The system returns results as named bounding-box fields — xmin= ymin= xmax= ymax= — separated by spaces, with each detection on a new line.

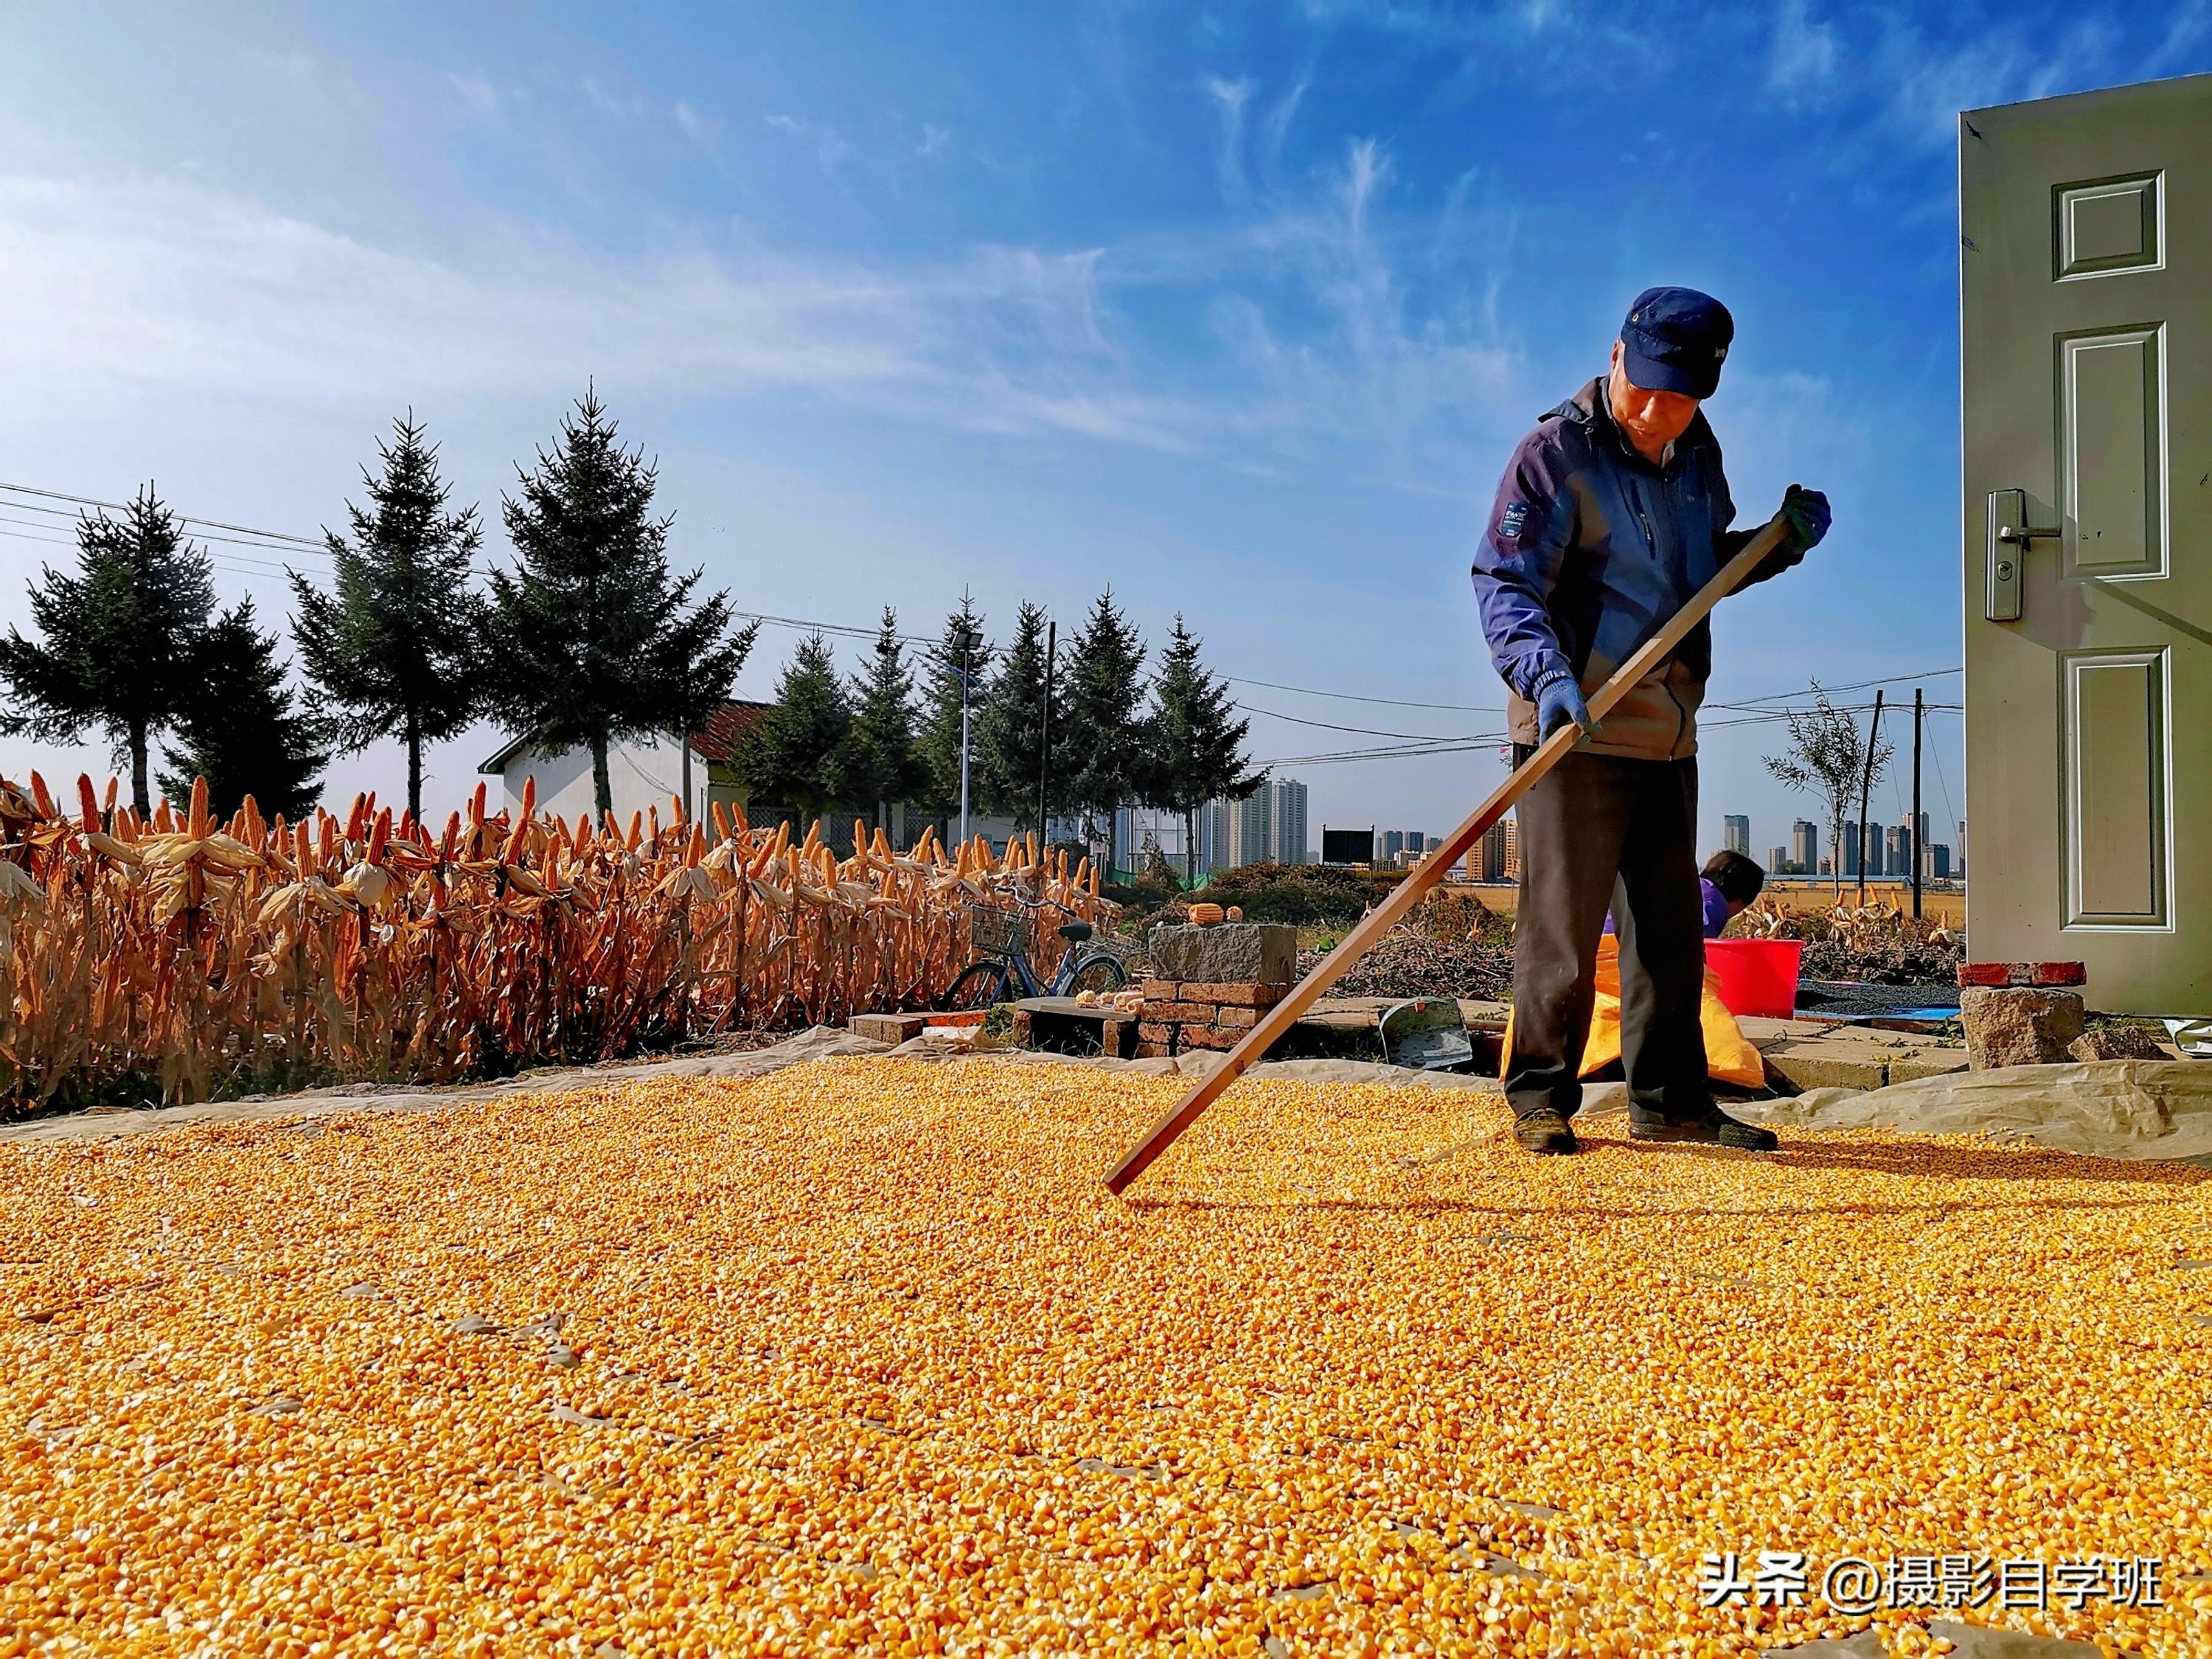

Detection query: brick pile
xmin=1956 ymin=959 xmax=2086 ymax=987
xmin=1136 ymin=978 xmax=1287 ymax=1057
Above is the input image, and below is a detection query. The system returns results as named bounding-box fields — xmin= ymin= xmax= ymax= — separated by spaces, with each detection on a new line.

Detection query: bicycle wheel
xmin=940 ymin=961 xmax=1012 ymax=1012
xmin=1063 ymin=953 xmax=1127 ymax=998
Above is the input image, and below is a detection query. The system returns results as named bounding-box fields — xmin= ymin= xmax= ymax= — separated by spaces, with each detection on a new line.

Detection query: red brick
xmin=1956 ymin=962 xmax=2014 ymax=987
xmin=1139 ymin=978 xmax=1180 ymax=1001
xmin=2006 ymin=963 xmax=2037 ymax=986
xmin=1141 ymin=1001 xmax=1216 ymax=1023
xmin=1133 ymin=1040 xmax=1172 ymax=1060
xmin=2031 ymin=961 xmax=2087 ymax=987
xmin=1178 ymin=980 xmax=1287 ymax=1007
xmin=1136 ymin=1022 xmax=1178 ymax=1046
xmin=1178 ymin=1024 xmax=1242 ymax=1051
xmin=1215 ymin=1006 xmax=1260 ymax=1028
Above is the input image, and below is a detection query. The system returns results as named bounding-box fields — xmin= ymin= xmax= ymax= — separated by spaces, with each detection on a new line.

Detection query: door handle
xmin=1985 ymin=487 xmax=2056 ymax=622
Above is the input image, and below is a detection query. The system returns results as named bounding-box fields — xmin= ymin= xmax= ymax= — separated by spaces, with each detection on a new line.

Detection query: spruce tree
xmin=481 ymin=389 xmax=758 ymax=818
xmin=1060 ymin=589 xmax=1149 ymax=873
xmin=1143 ymin=615 xmax=1261 ymax=882
xmin=976 ymin=602 xmax=1065 ymax=835
xmin=918 ymin=594 xmax=992 ymax=822
xmin=159 ymin=598 xmax=330 ymax=820
xmin=0 ymin=486 xmax=214 ymax=815
xmin=731 ymin=633 xmax=852 ymax=826
xmin=841 ymin=608 xmax=928 ymax=830
xmin=291 ymin=412 xmax=485 ymax=821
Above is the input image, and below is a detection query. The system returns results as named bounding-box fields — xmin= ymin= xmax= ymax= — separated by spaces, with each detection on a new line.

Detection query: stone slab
xmin=1148 ymin=923 xmax=1297 ymax=986
xmin=1759 ymin=1041 xmax=1893 ymax=1093
xmin=1887 ymin=1051 xmax=1970 ymax=1084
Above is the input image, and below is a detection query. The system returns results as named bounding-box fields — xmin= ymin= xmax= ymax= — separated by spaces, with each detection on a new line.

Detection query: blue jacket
xmin=1470 ymin=375 xmax=1791 ymax=760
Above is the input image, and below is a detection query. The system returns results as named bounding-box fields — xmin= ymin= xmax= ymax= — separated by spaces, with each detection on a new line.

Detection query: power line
xmin=0 ymin=479 xmax=332 ymax=553
xmin=1227 ymin=674 xmax=1501 ymax=714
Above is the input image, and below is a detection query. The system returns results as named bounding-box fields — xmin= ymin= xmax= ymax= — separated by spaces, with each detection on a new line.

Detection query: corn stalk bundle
xmin=0 ymin=773 xmax=1115 ymax=1109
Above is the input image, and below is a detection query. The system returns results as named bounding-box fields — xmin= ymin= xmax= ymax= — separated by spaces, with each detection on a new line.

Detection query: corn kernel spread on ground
xmin=4 ymin=1057 xmax=2208 ymax=1658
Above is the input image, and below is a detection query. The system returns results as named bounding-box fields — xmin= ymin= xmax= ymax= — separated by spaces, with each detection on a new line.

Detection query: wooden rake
xmin=1102 ymin=514 xmax=1795 ymax=1194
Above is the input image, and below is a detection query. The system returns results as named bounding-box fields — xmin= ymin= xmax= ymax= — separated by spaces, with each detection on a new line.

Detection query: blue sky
xmin=3 ymin=1 xmax=2208 ymax=862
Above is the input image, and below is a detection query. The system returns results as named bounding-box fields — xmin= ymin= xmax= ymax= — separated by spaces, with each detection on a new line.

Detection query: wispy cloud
xmin=445 ymin=73 xmax=499 ymax=121
xmin=1203 ymin=74 xmax=1253 ymax=199
xmin=917 ymin=122 xmax=951 ymax=160
xmin=2147 ymin=0 xmax=2212 ymax=72
xmin=764 ymin=112 xmax=852 ymax=176
xmin=1765 ymin=0 xmax=1839 ymax=106
xmin=672 ymin=100 xmax=723 ymax=152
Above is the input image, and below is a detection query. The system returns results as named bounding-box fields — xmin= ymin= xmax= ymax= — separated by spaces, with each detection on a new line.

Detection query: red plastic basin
xmin=1705 ymin=938 xmax=1803 ymax=1020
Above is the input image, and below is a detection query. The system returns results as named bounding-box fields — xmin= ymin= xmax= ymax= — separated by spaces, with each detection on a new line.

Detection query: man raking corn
xmin=1472 ymin=287 xmax=1830 ymax=1155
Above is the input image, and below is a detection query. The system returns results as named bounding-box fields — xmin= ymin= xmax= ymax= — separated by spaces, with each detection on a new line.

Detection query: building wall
xmin=1722 ymin=814 xmax=1750 ymax=856
xmin=494 ymin=732 xmax=716 ymax=826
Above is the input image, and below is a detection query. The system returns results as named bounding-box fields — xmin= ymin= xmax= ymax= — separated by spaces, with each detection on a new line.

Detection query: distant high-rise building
xmin=1472 ymin=820 xmax=1511 ymax=882
xmin=1767 ymin=845 xmax=1788 ymax=874
xmin=1885 ymin=824 xmax=1910 ymax=877
xmin=1202 ymin=775 xmax=1313 ymax=874
xmin=1791 ymin=819 xmax=1818 ymax=877
xmin=1957 ymin=818 xmax=1967 ymax=879
xmin=1379 ymin=830 xmax=1406 ymax=862
xmin=1840 ymin=819 xmax=1861 ymax=879
xmin=1224 ymin=793 xmax=1269 ymax=870
xmin=1722 ymin=814 xmax=1750 ymax=857
xmin=1930 ymin=843 xmax=1951 ymax=881
xmin=1267 ymin=776 xmax=1311 ymax=866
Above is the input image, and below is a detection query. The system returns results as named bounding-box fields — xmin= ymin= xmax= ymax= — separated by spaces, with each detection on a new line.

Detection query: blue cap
xmin=1619 ymin=286 xmax=1733 ymax=399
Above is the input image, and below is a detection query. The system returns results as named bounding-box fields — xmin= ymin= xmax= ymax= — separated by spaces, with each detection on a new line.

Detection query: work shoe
xmin=1512 ymin=1107 xmax=1579 ymax=1155
xmin=1627 ymin=1104 xmax=1778 ymax=1152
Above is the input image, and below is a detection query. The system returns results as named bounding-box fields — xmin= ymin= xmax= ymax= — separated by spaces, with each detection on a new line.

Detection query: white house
xmin=478 ymin=701 xmax=771 ymax=826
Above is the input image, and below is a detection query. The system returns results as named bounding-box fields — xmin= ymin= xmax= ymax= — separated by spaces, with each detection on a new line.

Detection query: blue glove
xmin=1535 ymin=674 xmax=1597 ymax=741
xmin=1779 ymin=483 xmax=1831 ymax=555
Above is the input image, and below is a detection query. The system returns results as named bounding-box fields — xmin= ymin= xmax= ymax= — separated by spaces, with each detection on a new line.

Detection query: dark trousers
xmin=1506 ymin=746 xmax=1710 ymax=1119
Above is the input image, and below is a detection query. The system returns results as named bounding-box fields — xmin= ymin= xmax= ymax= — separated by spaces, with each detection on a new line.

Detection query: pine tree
xmin=918 ymin=594 xmax=992 ymax=823
xmin=291 ymin=412 xmax=485 ymax=821
xmin=731 ymin=633 xmax=852 ymax=825
xmin=0 ymin=486 xmax=215 ymax=815
xmin=1143 ymin=615 xmax=1261 ymax=881
xmin=480 ymin=389 xmax=759 ymax=818
xmin=158 ymin=598 xmax=330 ymax=821
xmin=1060 ymin=589 xmax=1149 ymax=873
xmin=841 ymin=608 xmax=928 ymax=829
xmin=976 ymin=602 xmax=1065 ymax=834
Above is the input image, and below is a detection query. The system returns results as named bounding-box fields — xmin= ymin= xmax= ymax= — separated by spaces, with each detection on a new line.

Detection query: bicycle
xmin=939 ymin=899 xmax=1128 ymax=1010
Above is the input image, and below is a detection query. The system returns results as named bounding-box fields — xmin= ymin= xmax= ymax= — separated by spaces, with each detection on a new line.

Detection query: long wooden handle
xmin=1101 ymin=515 xmax=1794 ymax=1194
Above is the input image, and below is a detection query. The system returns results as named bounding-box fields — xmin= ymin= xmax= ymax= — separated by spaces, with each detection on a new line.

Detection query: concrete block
xmin=1178 ymin=980 xmax=1287 ymax=1007
xmin=1761 ymin=1042 xmax=1891 ymax=1093
xmin=1960 ymin=987 xmax=2085 ymax=1069
xmin=1888 ymin=1051 xmax=1969 ymax=1084
xmin=1149 ymin=923 xmax=1297 ymax=987
xmin=849 ymin=1012 xmax=927 ymax=1044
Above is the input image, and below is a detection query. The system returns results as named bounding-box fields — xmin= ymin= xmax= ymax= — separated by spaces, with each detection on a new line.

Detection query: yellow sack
xmin=1500 ymin=934 xmax=1766 ymax=1090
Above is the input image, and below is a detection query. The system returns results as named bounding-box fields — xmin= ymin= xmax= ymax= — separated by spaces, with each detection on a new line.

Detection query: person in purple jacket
xmin=1607 ymin=849 xmax=1766 ymax=941
xmin=1471 ymin=288 xmax=1829 ymax=1155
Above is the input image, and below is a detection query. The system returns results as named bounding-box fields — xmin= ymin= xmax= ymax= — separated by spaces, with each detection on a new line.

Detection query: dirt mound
xmin=1297 ymin=925 xmax=1514 ymax=1002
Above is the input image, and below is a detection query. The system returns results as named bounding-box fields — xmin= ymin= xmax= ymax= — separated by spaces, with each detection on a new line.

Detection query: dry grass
xmin=4 ymin=1057 xmax=2207 ymax=1655
xmin=0 ymin=772 xmax=1112 ymax=1110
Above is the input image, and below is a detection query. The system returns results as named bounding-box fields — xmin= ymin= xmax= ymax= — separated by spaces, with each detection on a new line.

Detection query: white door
xmin=1961 ymin=73 xmax=2212 ymax=1013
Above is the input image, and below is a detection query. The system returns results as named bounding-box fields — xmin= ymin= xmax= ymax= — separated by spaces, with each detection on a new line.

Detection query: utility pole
xmin=959 ymin=670 xmax=972 ymax=849
xmin=1855 ymin=689 xmax=1883 ymax=908
xmin=1036 ymin=619 xmax=1056 ymax=844
xmin=1911 ymin=686 xmax=1924 ymax=919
